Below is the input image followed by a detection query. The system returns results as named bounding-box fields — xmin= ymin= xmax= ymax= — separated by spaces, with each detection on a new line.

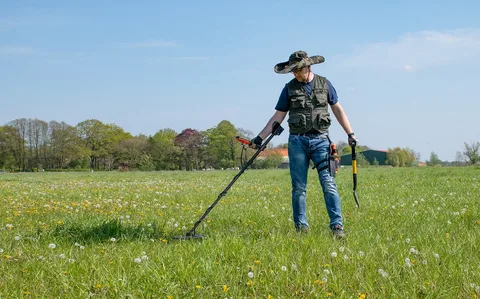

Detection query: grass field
xmin=1 ymin=167 xmax=479 ymax=298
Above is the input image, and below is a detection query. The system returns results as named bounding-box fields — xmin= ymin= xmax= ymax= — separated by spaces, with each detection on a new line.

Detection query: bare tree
xmin=463 ymin=141 xmax=480 ymax=165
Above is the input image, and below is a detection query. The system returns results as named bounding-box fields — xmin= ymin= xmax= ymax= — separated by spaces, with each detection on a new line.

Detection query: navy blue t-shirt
xmin=275 ymin=78 xmax=338 ymax=112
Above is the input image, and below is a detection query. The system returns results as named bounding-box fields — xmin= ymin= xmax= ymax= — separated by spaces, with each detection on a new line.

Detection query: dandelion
xmin=59 ymin=254 xmax=66 ymax=259
xmin=80 ymin=246 xmax=85 ymax=250
xmin=358 ymin=251 xmax=365 ymax=257
xmin=0 ymin=249 xmax=3 ymax=254
xmin=223 ymin=285 xmax=228 ymax=292
xmin=6 ymin=224 xmax=13 ymax=229
xmin=248 ymin=271 xmax=254 ymax=279
xmin=405 ymin=238 xmax=411 ymax=243
xmin=14 ymin=236 xmax=21 ymax=241
xmin=254 ymin=260 xmax=261 ymax=264
xmin=409 ymin=247 xmax=419 ymax=255
xmin=291 ymin=263 xmax=297 ymax=270
xmin=110 ymin=238 xmax=116 ymax=242
xmin=323 ymin=269 xmax=330 ymax=275
xmin=281 ymin=266 xmax=287 ymax=271
xmin=344 ymin=255 xmax=349 ymax=261
xmin=134 ymin=258 xmax=141 ymax=263
xmin=331 ymin=252 xmax=337 ymax=258
xmin=195 ymin=285 xmax=201 ymax=289
xmin=68 ymin=258 xmax=75 ymax=263
xmin=378 ymin=268 xmax=389 ymax=278
xmin=74 ymin=242 xmax=80 ymax=247
xmin=405 ymin=258 xmax=413 ymax=267
xmin=433 ymin=253 xmax=439 ymax=259
xmin=141 ymin=255 xmax=148 ymax=261
xmin=48 ymin=243 xmax=56 ymax=249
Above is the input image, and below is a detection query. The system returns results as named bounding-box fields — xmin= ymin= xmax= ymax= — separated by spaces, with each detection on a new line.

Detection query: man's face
xmin=292 ymin=67 xmax=310 ymax=82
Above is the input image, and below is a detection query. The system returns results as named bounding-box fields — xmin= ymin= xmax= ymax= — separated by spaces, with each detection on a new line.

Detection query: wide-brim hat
xmin=274 ymin=50 xmax=325 ymax=74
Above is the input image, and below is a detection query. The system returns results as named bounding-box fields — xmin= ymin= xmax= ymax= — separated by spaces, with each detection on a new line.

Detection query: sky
xmin=1 ymin=0 xmax=479 ymax=162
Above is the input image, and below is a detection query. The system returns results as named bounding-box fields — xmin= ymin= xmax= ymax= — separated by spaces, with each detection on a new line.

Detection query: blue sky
xmin=1 ymin=0 xmax=479 ymax=161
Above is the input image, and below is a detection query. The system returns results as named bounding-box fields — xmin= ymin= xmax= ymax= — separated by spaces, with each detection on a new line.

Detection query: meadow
xmin=0 ymin=166 xmax=479 ymax=298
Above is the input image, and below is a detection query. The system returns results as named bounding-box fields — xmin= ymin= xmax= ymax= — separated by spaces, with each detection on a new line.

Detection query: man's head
xmin=292 ymin=66 xmax=311 ymax=82
xmin=274 ymin=51 xmax=324 ymax=74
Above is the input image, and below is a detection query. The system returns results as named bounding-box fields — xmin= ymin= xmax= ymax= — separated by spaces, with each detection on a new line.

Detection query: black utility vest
xmin=287 ymin=74 xmax=331 ymax=134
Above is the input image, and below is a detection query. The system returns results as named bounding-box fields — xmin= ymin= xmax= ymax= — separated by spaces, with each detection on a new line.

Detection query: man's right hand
xmin=249 ymin=136 xmax=263 ymax=149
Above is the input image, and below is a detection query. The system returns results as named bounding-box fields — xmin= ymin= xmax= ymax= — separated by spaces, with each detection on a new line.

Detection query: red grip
xmin=235 ymin=136 xmax=251 ymax=145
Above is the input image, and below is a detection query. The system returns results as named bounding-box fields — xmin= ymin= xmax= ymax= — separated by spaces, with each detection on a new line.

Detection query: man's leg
xmin=288 ymin=135 xmax=310 ymax=230
xmin=311 ymin=138 xmax=343 ymax=229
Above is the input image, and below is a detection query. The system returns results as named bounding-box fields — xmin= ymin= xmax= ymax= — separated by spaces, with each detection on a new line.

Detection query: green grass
xmin=1 ymin=167 xmax=479 ymax=298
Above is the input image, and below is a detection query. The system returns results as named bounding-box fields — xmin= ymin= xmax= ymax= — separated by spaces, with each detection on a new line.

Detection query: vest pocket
xmin=312 ymin=88 xmax=328 ymax=106
xmin=290 ymin=96 xmax=305 ymax=108
xmin=288 ymin=114 xmax=306 ymax=130
xmin=317 ymin=112 xmax=331 ymax=129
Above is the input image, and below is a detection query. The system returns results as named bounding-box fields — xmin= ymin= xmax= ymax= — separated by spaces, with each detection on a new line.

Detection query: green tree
xmin=0 ymin=126 xmax=16 ymax=171
xmin=386 ymin=147 xmax=418 ymax=167
xmin=427 ymin=152 xmax=442 ymax=166
xmin=149 ymin=128 xmax=180 ymax=170
xmin=204 ymin=120 xmax=239 ymax=169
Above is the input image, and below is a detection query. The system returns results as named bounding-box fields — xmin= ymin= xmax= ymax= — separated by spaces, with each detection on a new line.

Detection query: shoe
xmin=331 ymin=224 xmax=345 ymax=239
xmin=296 ymin=225 xmax=309 ymax=234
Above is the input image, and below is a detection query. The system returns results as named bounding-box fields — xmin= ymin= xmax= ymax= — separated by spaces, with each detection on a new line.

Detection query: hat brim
xmin=274 ymin=55 xmax=325 ymax=74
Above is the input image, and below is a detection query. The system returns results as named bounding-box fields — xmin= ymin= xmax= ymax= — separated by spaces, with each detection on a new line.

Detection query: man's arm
xmin=258 ymin=110 xmax=287 ymax=140
xmin=331 ymin=102 xmax=357 ymax=144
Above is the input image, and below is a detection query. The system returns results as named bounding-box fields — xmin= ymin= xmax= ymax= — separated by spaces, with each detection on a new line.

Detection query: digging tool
xmin=351 ymin=141 xmax=360 ymax=208
xmin=175 ymin=121 xmax=284 ymax=240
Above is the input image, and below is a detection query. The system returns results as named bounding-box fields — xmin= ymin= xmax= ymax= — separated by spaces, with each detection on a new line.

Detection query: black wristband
xmin=348 ymin=133 xmax=355 ymax=138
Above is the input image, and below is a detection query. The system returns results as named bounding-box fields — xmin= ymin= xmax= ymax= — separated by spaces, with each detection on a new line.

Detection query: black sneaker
xmin=331 ymin=225 xmax=345 ymax=239
xmin=296 ymin=225 xmax=309 ymax=234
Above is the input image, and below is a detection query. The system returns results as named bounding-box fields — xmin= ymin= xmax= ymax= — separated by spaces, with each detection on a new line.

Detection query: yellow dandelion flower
xmin=445 ymin=232 xmax=450 ymax=238
xmin=247 ymin=281 xmax=253 ymax=286
xmin=327 ymin=292 xmax=332 ymax=297
xmin=223 ymin=285 xmax=228 ymax=292
xmin=57 ymin=220 xmax=63 ymax=225
xmin=254 ymin=260 xmax=261 ymax=264
xmin=358 ymin=293 xmax=367 ymax=299
xmin=161 ymin=239 xmax=167 ymax=243
xmin=167 ymin=296 xmax=173 ymax=299
xmin=268 ymin=295 xmax=273 ymax=299
xmin=476 ymin=220 xmax=480 ymax=225
xmin=314 ymin=280 xmax=325 ymax=286
xmin=95 ymin=284 xmax=102 ymax=289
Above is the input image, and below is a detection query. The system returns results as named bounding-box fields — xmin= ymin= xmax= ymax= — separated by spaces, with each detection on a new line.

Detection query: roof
xmin=258 ymin=148 xmax=288 ymax=157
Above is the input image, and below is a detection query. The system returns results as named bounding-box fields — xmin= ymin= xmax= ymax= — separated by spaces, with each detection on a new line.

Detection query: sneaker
xmin=296 ymin=225 xmax=309 ymax=234
xmin=331 ymin=225 xmax=345 ymax=239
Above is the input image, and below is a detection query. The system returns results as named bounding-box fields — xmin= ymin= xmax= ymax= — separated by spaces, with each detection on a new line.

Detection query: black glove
xmin=250 ymin=136 xmax=263 ymax=149
xmin=348 ymin=133 xmax=357 ymax=146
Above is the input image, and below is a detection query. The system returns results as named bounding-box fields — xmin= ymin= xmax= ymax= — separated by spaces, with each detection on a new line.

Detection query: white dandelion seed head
xmin=405 ymin=238 xmax=411 ymax=243
xmin=0 ymin=248 xmax=3 ymax=254
xmin=291 ymin=263 xmax=297 ymax=270
xmin=433 ymin=253 xmax=439 ymax=259
xmin=14 ymin=236 xmax=21 ymax=241
xmin=74 ymin=242 xmax=80 ymax=247
xmin=323 ymin=269 xmax=330 ymax=275
xmin=48 ymin=243 xmax=56 ymax=249
xmin=343 ymin=255 xmax=349 ymax=260
xmin=59 ymin=254 xmax=66 ymax=259
xmin=141 ymin=255 xmax=148 ymax=261
xmin=134 ymin=258 xmax=142 ymax=263
xmin=248 ymin=271 xmax=254 ymax=279
xmin=405 ymin=258 xmax=412 ymax=267
xmin=331 ymin=252 xmax=337 ymax=258
xmin=281 ymin=266 xmax=287 ymax=271
xmin=80 ymin=246 xmax=85 ymax=250
xmin=378 ymin=268 xmax=389 ymax=278
xmin=358 ymin=251 xmax=365 ymax=257
xmin=68 ymin=258 xmax=75 ymax=263
xmin=110 ymin=238 xmax=116 ymax=242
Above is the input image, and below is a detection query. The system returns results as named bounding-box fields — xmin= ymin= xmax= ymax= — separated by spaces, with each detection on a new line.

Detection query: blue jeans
xmin=288 ymin=134 xmax=343 ymax=230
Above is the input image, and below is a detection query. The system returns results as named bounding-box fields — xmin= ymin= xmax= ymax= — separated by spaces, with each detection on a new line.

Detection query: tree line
xmin=0 ymin=118 xmax=266 ymax=172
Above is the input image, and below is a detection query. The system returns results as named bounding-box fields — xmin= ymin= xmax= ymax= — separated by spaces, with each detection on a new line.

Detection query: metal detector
xmin=351 ymin=141 xmax=360 ymax=208
xmin=175 ymin=121 xmax=284 ymax=240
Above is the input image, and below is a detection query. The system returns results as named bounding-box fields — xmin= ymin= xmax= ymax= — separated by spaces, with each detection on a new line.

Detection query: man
xmin=250 ymin=50 xmax=357 ymax=238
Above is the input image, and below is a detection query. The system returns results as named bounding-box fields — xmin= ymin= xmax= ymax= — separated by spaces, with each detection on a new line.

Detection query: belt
xmin=291 ymin=132 xmax=328 ymax=138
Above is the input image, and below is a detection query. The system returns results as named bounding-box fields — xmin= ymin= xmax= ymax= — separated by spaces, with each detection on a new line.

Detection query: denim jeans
xmin=288 ymin=134 xmax=343 ymax=230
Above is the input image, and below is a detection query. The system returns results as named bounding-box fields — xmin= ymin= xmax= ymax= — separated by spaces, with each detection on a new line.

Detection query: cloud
xmin=123 ymin=40 xmax=177 ymax=48
xmin=0 ymin=46 xmax=36 ymax=55
xmin=339 ymin=29 xmax=480 ymax=71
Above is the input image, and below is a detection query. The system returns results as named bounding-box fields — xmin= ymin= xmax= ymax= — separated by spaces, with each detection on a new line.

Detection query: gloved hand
xmin=249 ymin=136 xmax=263 ymax=149
xmin=348 ymin=133 xmax=358 ymax=146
